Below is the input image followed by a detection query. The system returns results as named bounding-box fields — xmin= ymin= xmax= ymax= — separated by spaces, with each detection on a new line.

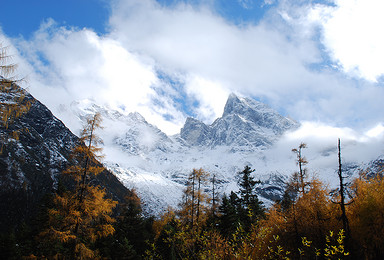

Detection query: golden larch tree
xmin=179 ymin=168 xmax=210 ymax=228
xmin=0 ymin=43 xmax=31 ymax=152
xmin=40 ymin=113 xmax=117 ymax=259
xmin=348 ymin=172 xmax=384 ymax=259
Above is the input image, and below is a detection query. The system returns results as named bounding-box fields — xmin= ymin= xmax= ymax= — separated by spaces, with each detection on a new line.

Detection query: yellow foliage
xmin=348 ymin=173 xmax=384 ymax=258
xmin=322 ymin=229 xmax=349 ymax=259
xmin=258 ymin=177 xmax=340 ymax=258
xmin=179 ymin=168 xmax=211 ymax=228
xmin=197 ymin=230 xmax=231 ymax=259
xmin=294 ymin=178 xmax=334 ymax=236
xmin=38 ymin=113 xmax=117 ymax=259
xmin=153 ymin=207 xmax=176 ymax=239
xmin=0 ymin=43 xmax=32 ymax=153
xmin=40 ymin=186 xmax=117 ymax=258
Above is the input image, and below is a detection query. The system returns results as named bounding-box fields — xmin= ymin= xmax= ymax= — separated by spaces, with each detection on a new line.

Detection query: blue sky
xmin=1 ymin=0 xmax=110 ymax=37
xmin=1 ymin=0 xmax=272 ymax=37
xmin=1 ymin=0 xmax=384 ymax=140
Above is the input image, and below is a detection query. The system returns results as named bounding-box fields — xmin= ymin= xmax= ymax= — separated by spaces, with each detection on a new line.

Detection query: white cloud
xmin=184 ymin=75 xmax=229 ymax=122
xmin=311 ymin=0 xmax=384 ymax=81
xmin=364 ymin=123 xmax=384 ymax=139
xmin=266 ymin=122 xmax=384 ymax=174
xmin=4 ymin=20 xmax=186 ymax=134
xmin=110 ymin=0 xmax=319 ymax=92
xmin=263 ymin=0 xmax=275 ymax=6
xmin=1 ymin=0 xmax=384 ymax=178
xmin=285 ymin=121 xmax=358 ymax=142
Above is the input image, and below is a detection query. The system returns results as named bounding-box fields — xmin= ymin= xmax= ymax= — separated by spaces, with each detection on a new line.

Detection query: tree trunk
xmin=338 ymin=138 xmax=350 ymax=238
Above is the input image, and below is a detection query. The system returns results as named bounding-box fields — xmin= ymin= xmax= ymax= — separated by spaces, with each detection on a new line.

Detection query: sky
xmin=1 ymin=0 xmax=384 ymax=145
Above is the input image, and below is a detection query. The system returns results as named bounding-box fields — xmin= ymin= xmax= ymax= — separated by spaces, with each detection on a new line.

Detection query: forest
xmin=1 ymin=45 xmax=384 ymax=260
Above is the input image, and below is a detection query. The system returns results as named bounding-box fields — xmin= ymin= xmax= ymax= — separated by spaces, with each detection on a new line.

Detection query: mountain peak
xmin=179 ymin=94 xmax=299 ymax=148
xmin=228 ymin=92 xmax=239 ymax=100
xmin=129 ymin=111 xmax=146 ymax=122
xmin=223 ymin=93 xmax=265 ymax=118
xmin=223 ymin=93 xmax=239 ymax=116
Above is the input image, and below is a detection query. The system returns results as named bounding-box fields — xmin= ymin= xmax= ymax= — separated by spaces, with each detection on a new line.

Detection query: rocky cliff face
xmin=0 ymin=85 xmax=130 ymax=232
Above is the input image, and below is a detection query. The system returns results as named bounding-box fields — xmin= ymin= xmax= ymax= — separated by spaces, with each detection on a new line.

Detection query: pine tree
xmin=218 ymin=191 xmax=241 ymax=237
xmin=237 ymin=166 xmax=264 ymax=231
xmin=205 ymin=174 xmax=221 ymax=229
xmin=99 ymin=190 xmax=154 ymax=259
xmin=238 ymin=166 xmax=258 ymax=205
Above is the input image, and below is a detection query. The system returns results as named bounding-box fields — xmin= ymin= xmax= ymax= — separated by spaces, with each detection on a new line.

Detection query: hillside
xmin=0 ymin=85 xmax=130 ymax=232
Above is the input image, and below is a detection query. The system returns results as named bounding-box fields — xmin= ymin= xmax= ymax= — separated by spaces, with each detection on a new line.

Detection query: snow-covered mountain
xmin=62 ymin=93 xmax=302 ymax=215
xmin=181 ymin=93 xmax=299 ymax=148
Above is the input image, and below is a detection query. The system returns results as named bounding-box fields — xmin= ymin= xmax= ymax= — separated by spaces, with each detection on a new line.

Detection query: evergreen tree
xmin=279 ymin=183 xmax=297 ymax=213
xmin=218 ymin=191 xmax=241 ymax=237
xmin=237 ymin=165 xmax=264 ymax=231
xmin=210 ymin=174 xmax=219 ymax=218
xmin=205 ymin=174 xmax=220 ymax=229
xmin=98 ymin=190 xmax=154 ymax=259
xmin=217 ymin=166 xmax=264 ymax=236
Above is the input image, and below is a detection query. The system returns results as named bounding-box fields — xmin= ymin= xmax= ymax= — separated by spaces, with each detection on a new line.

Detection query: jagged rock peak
xmin=223 ymin=93 xmax=271 ymax=118
xmin=129 ymin=111 xmax=147 ymax=122
xmin=222 ymin=93 xmax=299 ymax=130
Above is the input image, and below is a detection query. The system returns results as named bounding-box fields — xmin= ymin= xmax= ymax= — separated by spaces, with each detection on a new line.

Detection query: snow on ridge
xmin=60 ymin=95 xmax=381 ymax=215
